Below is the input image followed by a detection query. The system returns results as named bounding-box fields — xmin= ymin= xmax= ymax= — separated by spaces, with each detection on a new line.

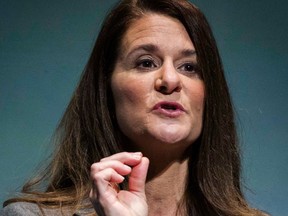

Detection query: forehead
xmin=120 ymin=13 xmax=194 ymax=53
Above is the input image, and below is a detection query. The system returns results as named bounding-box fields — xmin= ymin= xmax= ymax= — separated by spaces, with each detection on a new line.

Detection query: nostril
xmin=159 ymin=85 xmax=167 ymax=93
xmin=155 ymin=75 xmax=182 ymax=94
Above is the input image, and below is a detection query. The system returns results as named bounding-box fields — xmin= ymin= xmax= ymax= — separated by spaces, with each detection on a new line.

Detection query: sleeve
xmin=0 ymin=202 xmax=41 ymax=216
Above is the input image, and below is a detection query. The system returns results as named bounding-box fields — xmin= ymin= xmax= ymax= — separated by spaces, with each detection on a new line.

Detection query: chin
xmin=152 ymin=129 xmax=193 ymax=145
xmin=156 ymin=134 xmax=183 ymax=144
xmin=156 ymin=125 xmax=186 ymax=140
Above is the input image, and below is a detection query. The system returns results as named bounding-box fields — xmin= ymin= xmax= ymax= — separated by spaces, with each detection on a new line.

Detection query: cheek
xmin=196 ymin=90 xmax=205 ymax=113
xmin=188 ymin=81 xmax=205 ymax=113
xmin=112 ymin=80 xmax=142 ymax=109
xmin=111 ymin=75 xmax=149 ymax=119
xmin=111 ymin=75 xmax=150 ymax=139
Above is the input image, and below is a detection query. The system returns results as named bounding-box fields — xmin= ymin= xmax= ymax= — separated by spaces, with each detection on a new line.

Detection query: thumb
xmin=128 ymin=157 xmax=149 ymax=196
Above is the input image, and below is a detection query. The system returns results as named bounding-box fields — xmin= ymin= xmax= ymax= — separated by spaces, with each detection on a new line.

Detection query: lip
xmin=152 ymin=101 xmax=185 ymax=117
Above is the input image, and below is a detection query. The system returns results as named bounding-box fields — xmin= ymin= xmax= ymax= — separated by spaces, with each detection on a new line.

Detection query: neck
xmin=123 ymin=138 xmax=191 ymax=215
xmin=144 ymin=144 xmax=189 ymax=216
xmin=146 ymin=158 xmax=188 ymax=216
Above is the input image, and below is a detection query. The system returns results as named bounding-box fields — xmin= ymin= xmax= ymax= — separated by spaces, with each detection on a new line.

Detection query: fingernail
xmin=132 ymin=152 xmax=142 ymax=159
xmin=123 ymin=165 xmax=131 ymax=171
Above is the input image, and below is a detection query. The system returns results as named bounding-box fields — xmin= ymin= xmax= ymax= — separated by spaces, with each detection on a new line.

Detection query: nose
xmin=155 ymin=62 xmax=182 ymax=94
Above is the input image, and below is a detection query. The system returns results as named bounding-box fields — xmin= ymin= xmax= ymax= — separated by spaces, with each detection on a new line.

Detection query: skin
xmin=90 ymin=14 xmax=205 ymax=216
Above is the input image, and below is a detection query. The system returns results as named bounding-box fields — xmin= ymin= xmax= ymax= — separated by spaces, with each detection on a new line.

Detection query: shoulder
xmin=0 ymin=202 xmax=71 ymax=216
xmin=0 ymin=202 xmax=41 ymax=215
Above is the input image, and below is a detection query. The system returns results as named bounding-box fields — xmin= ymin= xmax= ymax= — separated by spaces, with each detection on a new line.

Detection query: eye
xmin=136 ymin=59 xmax=157 ymax=69
xmin=135 ymin=55 xmax=159 ymax=71
xmin=179 ymin=63 xmax=196 ymax=73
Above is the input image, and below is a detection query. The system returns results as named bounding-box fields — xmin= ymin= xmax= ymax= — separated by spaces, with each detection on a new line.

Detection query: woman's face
xmin=111 ymin=14 xmax=205 ymax=150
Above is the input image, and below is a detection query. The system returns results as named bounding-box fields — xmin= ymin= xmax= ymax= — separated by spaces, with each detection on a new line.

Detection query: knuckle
xmin=92 ymin=172 xmax=102 ymax=182
xmin=105 ymin=167 xmax=114 ymax=174
xmin=120 ymin=152 xmax=130 ymax=159
xmin=100 ymin=157 xmax=106 ymax=162
xmin=90 ymin=163 xmax=101 ymax=172
xmin=90 ymin=163 xmax=97 ymax=170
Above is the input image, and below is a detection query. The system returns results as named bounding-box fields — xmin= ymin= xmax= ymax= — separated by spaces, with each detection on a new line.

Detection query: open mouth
xmin=153 ymin=101 xmax=185 ymax=117
xmin=161 ymin=104 xmax=178 ymax=111
xmin=153 ymin=101 xmax=184 ymax=112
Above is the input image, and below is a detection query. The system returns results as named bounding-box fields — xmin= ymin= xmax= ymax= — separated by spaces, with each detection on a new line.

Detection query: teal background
xmin=1 ymin=0 xmax=287 ymax=215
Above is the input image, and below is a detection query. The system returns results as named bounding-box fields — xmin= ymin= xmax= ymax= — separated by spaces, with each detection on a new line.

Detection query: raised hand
xmin=89 ymin=152 xmax=150 ymax=216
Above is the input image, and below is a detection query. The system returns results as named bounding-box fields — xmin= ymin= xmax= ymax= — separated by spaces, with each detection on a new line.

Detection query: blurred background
xmin=1 ymin=0 xmax=287 ymax=215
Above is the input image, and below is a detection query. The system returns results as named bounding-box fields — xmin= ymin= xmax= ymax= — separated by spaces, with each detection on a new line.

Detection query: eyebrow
xmin=124 ymin=43 xmax=196 ymax=59
xmin=181 ymin=49 xmax=197 ymax=57
xmin=125 ymin=44 xmax=158 ymax=58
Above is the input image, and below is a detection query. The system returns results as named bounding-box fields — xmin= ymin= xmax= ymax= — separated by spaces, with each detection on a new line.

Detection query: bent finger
xmin=91 ymin=168 xmax=125 ymax=198
xmin=100 ymin=152 xmax=143 ymax=166
xmin=91 ymin=160 xmax=132 ymax=177
xmin=129 ymin=157 xmax=150 ymax=196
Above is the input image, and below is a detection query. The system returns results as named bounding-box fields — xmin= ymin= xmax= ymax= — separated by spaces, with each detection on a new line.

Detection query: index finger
xmin=100 ymin=152 xmax=143 ymax=167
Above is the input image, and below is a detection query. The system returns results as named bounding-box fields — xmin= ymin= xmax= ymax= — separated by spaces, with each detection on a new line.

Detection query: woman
xmin=1 ymin=0 xmax=268 ymax=215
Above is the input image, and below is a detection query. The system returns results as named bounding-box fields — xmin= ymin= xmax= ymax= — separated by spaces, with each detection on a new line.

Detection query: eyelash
xmin=136 ymin=58 xmax=157 ymax=70
xmin=178 ymin=63 xmax=198 ymax=73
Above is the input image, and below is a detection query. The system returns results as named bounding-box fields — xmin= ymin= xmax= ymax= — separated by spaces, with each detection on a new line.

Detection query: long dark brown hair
xmin=4 ymin=0 xmax=267 ymax=215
